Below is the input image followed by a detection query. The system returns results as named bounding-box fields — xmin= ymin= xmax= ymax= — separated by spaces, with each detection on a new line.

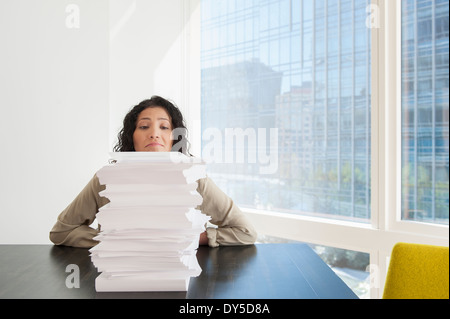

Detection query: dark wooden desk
xmin=0 ymin=243 xmax=357 ymax=299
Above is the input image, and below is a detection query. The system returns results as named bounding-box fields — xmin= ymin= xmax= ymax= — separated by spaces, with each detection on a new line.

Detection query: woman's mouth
xmin=146 ymin=142 xmax=163 ymax=147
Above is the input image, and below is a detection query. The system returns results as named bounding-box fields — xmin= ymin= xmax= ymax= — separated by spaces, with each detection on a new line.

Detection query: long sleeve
xmin=49 ymin=175 xmax=109 ymax=248
xmin=50 ymin=174 xmax=256 ymax=249
xmin=196 ymin=177 xmax=257 ymax=247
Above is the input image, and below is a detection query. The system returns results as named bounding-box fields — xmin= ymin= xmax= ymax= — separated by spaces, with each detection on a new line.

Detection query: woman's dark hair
xmin=113 ymin=96 xmax=190 ymax=155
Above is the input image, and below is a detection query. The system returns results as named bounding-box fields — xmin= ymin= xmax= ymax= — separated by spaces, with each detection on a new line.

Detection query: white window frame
xmin=184 ymin=0 xmax=449 ymax=299
xmin=383 ymin=0 xmax=449 ymax=239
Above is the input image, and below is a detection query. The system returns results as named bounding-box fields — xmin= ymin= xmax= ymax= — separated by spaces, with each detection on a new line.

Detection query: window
xmin=401 ymin=0 xmax=449 ymax=225
xmin=195 ymin=0 xmax=449 ymax=298
xmin=201 ymin=0 xmax=372 ymax=223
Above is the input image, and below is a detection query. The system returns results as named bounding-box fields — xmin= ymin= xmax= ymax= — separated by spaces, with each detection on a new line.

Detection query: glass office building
xmin=201 ymin=0 xmax=372 ymax=222
xmin=201 ymin=0 xmax=449 ymax=224
xmin=401 ymin=0 xmax=449 ymax=224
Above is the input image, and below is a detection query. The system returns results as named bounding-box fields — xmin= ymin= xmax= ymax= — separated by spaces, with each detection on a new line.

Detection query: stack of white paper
xmin=90 ymin=152 xmax=210 ymax=292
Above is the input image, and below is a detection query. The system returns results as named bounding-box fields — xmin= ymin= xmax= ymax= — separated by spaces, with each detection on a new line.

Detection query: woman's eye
xmin=139 ymin=126 xmax=149 ymax=130
xmin=161 ymin=126 xmax=170 ymax=130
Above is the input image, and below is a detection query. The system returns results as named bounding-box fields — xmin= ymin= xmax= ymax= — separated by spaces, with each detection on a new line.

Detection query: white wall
xmin=110 ymin=0 xmax=181 ymax=149
xmin=109 ymin=0 xmax=201 ymax=153
xmin=0 ymin=0 xmax=109 ymax=244
xmin=0 ymin=0 xmax=197 ymax=244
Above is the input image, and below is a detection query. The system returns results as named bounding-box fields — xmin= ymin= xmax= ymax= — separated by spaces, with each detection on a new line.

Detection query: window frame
xmin=383 ymin=0 xmax=449 ymax=238
xmin=186 ymin=0 xmax=449 ymax=299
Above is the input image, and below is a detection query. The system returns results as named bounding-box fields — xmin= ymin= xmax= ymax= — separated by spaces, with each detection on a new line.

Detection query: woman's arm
xmin=196 ymin=177 xmax=257 ymax=247
xmin=50 ymin=175 xmax=256 ymax=248
xmin=49 ymin=175 xmax=109 ymax=248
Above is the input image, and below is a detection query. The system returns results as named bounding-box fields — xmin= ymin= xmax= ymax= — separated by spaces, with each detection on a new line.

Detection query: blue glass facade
xmin=401 ymin=0 xmax=449 ymax=224
xmin=201 ymin=0 xmax=371 ymax=222
xmin=201 ymin=0 xmax=449 ymax=224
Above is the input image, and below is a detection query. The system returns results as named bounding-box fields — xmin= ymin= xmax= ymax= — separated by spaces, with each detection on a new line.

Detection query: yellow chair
xmin=383 ymin=242 xmax=449 ymax=299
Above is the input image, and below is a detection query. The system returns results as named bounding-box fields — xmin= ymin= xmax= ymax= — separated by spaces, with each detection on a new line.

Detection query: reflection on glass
xmin=201 ymin=0 xmax=371 ymax=222
xmin=401 ymin=0 xmax=449 ymax=225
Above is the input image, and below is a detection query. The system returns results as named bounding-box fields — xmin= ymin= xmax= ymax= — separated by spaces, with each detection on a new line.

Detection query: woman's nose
xmin=148 ymin=128 xmax=159 ymax=139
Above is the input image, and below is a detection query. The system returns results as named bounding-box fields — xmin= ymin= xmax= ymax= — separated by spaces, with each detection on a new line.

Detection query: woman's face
xmin=133 ymin=107 xmax=173 ymax=152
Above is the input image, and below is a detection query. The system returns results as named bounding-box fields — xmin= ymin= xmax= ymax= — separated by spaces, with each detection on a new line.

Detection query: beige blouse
xmin=49 ymin=175 xmax=257 ymax=248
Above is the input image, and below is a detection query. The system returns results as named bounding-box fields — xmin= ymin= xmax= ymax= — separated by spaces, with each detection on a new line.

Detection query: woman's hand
xmin=199 ymin=231 xmax=208 ymax=246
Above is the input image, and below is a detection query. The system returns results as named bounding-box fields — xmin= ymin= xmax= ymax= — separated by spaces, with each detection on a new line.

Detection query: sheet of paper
xmin=95 ymin=273 xmax=191 ymax=292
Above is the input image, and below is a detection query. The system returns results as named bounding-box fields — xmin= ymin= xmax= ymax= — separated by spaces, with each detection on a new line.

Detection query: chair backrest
xmin=383 ymin=242 xmax=449 ymax=299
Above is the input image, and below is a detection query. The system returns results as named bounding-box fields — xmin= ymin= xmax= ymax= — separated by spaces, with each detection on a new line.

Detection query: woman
xmin=49 ymin=96 xmax=257 ymax=248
